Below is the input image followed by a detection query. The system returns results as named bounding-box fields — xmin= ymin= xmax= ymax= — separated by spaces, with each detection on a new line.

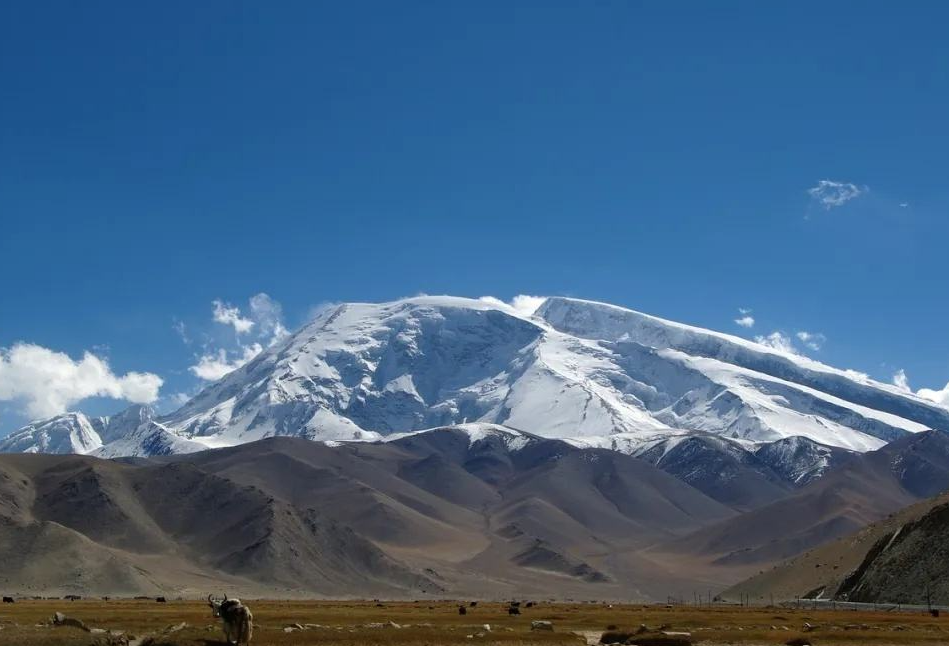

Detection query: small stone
xmin=532 ymin=620 xmax=554 ymax=631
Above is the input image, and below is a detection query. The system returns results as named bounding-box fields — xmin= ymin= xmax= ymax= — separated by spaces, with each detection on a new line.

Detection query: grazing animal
xmin=156 ymin=596 xmax=166 ymax=603
xmin=508 ymin=606 xmax=520 ymax=615
xmin=458 ymin=605 xmax=467 ymax=615
xmin=208 ymin=594 xmax=253 ymax=645
xmin=2 ymin=596 xmax=14 ymax=603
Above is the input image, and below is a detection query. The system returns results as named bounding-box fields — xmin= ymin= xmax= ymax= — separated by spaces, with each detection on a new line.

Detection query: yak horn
xmin=224 ymin=594 xmax=228 ymax=601
xmin=208 ymin=593 xmax=213 ymax=602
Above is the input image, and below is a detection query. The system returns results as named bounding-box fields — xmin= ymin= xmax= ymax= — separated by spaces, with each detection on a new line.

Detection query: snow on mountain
xmin=0 ymin=412 xmax=103 ymax=454
xmin=3 ymin=295 xmax=948 ymax=459
xmin=386 ymin=423 xmax=539 ymax=452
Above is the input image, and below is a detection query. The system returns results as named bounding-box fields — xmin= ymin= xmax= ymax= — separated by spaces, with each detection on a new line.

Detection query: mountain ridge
xmin=3 ymin=295 xmax=946 ymax=459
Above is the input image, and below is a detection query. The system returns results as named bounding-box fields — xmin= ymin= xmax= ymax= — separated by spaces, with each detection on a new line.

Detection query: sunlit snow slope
xmin=3 ymin=296 xmax=947 ymax=457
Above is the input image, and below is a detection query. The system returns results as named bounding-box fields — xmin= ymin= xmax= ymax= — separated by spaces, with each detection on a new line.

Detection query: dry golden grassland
xmin=0 ymin=599 xmax=946 ymax=646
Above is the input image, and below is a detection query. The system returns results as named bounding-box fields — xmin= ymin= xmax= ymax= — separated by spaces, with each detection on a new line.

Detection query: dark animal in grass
xmin=508 ymin=606 xmax=520 ymax=615
xmin=156 ymin=596 xmax=166 ymax=603
xmin=785 ymin=639 xmax=811 ymax=646
xmin=458 ymin=605 xmax=467 ymax=615
xmin=469 ymin=601 xmax=478 ymax=607
xmin=2 ymin=597 xmax=13 ymax=603
xmin=208 ymin=593 xmax=253 ymax=645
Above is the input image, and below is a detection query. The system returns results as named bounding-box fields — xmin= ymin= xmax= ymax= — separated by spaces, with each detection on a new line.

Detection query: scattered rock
xmin=531 ymin=621 xmax=554 ymax=631
xmin=482 ymin=624 xmax=491 ymax=631
xmin=162 ymin=622 xmax=187 ymax=634
xmin=51 ymin=612 xmax=90 ymax=632
xmin=91 ymin=632 xmax=129 ymax=646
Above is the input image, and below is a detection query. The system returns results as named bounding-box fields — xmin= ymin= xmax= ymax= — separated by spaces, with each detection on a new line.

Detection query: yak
xmin=208 ymin=593 xmax=253 ymax=645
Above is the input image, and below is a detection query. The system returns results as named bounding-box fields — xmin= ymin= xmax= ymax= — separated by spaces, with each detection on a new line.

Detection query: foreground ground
xmin=0 ymin=599 xmax=946 ymax=646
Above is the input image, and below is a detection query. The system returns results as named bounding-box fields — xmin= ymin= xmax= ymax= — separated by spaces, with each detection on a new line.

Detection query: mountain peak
xmin=3 ymin=295 xmax=947 ymax=458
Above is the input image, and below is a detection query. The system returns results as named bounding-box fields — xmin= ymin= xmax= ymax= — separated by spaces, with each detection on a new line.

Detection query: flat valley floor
xmin=0 ymin=599 xmax=947 ymax=646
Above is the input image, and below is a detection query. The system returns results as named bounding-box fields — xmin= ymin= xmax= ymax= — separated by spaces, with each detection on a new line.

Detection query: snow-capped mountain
xmin=0 ymin=412 xmax=104 ymax=454
xmin=3 ymin=296 xmax=948 ymax=459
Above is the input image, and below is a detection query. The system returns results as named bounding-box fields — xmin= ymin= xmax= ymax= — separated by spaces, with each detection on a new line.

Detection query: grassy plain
xmin=0 ymin=599 xmax=946 ymax=646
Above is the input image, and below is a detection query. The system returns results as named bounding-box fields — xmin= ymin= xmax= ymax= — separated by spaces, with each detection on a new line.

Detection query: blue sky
xmin=2 ymin=1 xmax=948 ymax=434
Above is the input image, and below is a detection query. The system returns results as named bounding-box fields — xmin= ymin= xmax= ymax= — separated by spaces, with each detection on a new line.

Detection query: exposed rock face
xmin=837 ymin=500 xmax=949 ymax=604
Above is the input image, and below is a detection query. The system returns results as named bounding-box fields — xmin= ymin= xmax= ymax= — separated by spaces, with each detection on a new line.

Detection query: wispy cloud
xmin=807 ymin=180 xmax=867 ymax=210
xmin=892 ymin=369 xmax=910 ymax=392
xmin=918 ymin=382 xmax=949 ymax=407
xmin=754 ymin=331 xmax=798 ymax=355
xmin=189 ymin=293 xmax=289 ymax=382
xmin=0 ymin=343 xmax=162 ymax=419
xmin=735 ymin=308 xmax=755 ymax=328
xmin=510 ymin=295 xmax=546 ymax=317
xmin=248 ymin=293 xmax=290 ymax=344
xmin=190 ymin=345 xmax=262 ymax=381
xmin=796 ymin=330 xmax=826 ymax=351
xmin=478 ymin=294 xmax=547 ymax=318
xmin=891 ymin=369 xmax=949 ymax=408
xmin=212 ymin=300 xmax=255 ymax=335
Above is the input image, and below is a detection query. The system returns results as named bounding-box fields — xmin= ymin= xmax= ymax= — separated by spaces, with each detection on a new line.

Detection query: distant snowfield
xmin=2 ymin=295 xmax=947 ymax=459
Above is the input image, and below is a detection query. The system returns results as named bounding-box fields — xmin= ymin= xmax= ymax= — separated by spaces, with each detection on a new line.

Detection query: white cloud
xmin=890 ymin=369 xmax=949 ymax=408
xmin=172 ymin=319 xmax=190 ymax=345
xmin=796 ymin=330 xmax=826 ymax=351
xmin=189 ymin=344 xmax=262 ymax=382
xmin=0 ymin=343 xmax=162 ymax=419
xmin=892 ymin=369 xmax=910 ymax=392
xmin=212 ymin=300 xmax=255 ymax=335
xmin=249 ymin=293 xmax=290 ymax=346
xmin=754 ymin=331 xmax=798 ymax=355
xmin=479 ymin=294 xmax=547 ymax=318
xmin=918 ymin=382 xmax=949 ymax=407
xmin=807 ymin=180 xmax=866 ymax=209
xmin=919 ymin=385 xmax=949 ymax=406
xmin=735 ymin=308 xmax=755 ymax=328
xmin=510 ymin=295 xmax=546 ymax=317
xmin=189 ymin=293 xmax=290 ymax=381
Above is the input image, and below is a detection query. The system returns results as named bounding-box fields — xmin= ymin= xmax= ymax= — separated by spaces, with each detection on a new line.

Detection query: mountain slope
xmin=0 ymin=426 xmax=737 ymax=599
xmin=653 ymin=430 xmax=949 ymax=581
xmin=722 ymin=490 xmax=949 ymax=604
xmin=4 ymin=296 xmax=947 ymax=458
